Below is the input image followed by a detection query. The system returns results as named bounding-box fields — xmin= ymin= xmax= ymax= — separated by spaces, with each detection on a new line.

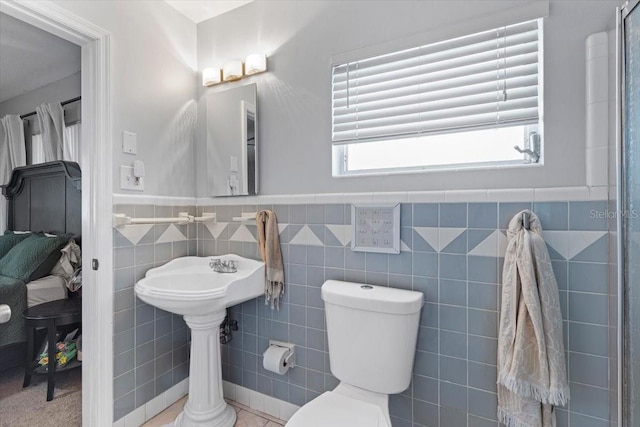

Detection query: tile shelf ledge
xmin=113 ymin=185 xmax=609 ymax=206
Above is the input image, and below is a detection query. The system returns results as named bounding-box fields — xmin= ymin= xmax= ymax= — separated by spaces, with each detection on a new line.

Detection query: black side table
xmin=22 ymin=297 xmax=82 ymax=401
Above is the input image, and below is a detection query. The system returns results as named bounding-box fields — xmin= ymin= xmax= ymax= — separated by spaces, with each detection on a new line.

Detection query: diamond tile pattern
xmin=113 ymin=201 xmax=614 ymax=426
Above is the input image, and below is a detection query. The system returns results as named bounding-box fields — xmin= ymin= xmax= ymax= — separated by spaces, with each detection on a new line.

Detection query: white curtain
xmin=63 ymin=123 xmax=81 ymax=163
xmin=0 ymin=115 xmax=27 ymax=235
xmin=36 ymin=102 xmax=64 ymax=162
xmin=31 ymin=134 xmax=46 ymax=165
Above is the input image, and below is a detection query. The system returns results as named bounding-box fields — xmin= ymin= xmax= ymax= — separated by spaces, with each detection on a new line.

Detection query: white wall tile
xmin=285 ymin=194 xmax=316 ymax=204
xmin=145 ymin=393 xmax=166 ymax=420
xmin=222 ymin=380 xmax=236 ymax=401
xmin=486 ymin=188 xmax=535 ymax=202
xmin=250 ymin=390 xmax=265 ymax=413
xmin=586 ymin=32 xmax=608 ymax=60
xmin=587 ymin=146 xmax=609 ymax=187
xmin=406 ymin=191 xmax=446 ymax=203
xmin=589 ymin=185 xmax=609 ymax=201
xmin=587 ymin=101 xmax=609 ymax=148
xmin=235 ymin=385 xmax=251 ymax=406
xmin=166 ymin=378 xmax=189 ymax=407
xmin=114 ymin=194 xmax=197 ymax=206
xmin=586 ymin=56 xmax=608 ymax=104
xmin=343 ymin=192 xmax=375 ymax=204
xmin=314 ymin=193 xmax=344 ymax=204
xmin=444 ymin=189 xmax=487 ymax=202
xmin=123 ymin=405 xmax=145 ymax=427
xmin=373 ymin=192 xmax=408 ymax=203
xmin=534 ymin=187 xmax=590 ymax=201
xmin=263 ymin=395 xmax=280 ymax=419
xmin=280 ymin=401 xmax=299 ymax=421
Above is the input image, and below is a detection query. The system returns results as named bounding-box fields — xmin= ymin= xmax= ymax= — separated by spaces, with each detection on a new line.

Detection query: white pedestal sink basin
xmin=135 ymin=255 xmax=265 ymax=427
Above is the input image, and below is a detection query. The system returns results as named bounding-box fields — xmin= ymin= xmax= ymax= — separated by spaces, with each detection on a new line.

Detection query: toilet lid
xmin=286 ymin=391 xmax=387 ymax=427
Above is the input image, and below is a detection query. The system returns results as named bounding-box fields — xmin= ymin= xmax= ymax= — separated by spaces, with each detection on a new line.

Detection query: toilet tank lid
xmin=321 ymin=280 xmax=423 ymax=315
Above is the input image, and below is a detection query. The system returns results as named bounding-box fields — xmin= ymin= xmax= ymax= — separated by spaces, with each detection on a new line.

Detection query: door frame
xmin=0 ymin=1 xmax=114 ymax=424
xmin=618 ymin=1 xmax=639 ymax=426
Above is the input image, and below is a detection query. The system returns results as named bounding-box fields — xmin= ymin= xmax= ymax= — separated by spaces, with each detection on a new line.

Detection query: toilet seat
xmin=285 ymin=391 xmax=389 ymax=427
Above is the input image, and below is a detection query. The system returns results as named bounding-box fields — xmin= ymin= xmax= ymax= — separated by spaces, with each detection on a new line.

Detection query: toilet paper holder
xmin=265 ymin=340 xmax=296 ymax=369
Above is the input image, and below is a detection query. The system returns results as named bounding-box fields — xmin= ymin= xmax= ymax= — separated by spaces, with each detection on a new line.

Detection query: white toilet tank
xmin=321 ymin=280 xmax=423 ymax=395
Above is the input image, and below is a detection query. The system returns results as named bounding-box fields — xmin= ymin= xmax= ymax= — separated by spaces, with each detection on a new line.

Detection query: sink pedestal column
xmin=174 ymin=311 xmax=235 ymax=427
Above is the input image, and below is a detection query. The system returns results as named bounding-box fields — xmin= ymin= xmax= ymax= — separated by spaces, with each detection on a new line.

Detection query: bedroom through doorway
xmin=0 ymin=12 xmax=83 ymax=425
xmin=0 ymin=1 xmax=114 ymax=424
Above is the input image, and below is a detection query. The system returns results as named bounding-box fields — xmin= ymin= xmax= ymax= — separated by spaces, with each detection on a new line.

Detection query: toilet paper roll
xmin=263 ymin=345 xmax=290 ymax=375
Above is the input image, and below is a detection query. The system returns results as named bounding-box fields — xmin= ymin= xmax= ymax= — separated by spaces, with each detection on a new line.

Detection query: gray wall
xmin=0 ymin=72 xmax=80 ymax=118
xmin=196 ymin=0 xmax=620 ymax=197
xmin=199 ymin=200 xmax=615 ymax=427
xmin=54 ymin=0 xmax=198 ymax=197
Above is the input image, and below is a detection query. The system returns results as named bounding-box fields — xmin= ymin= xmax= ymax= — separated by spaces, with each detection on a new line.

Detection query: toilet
xmin=286 ymin=280 xmax=423 ymax=427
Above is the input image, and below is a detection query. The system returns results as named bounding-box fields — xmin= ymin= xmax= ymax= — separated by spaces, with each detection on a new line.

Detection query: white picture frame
xmin=351 ymin=203 xmax=400 ymax=254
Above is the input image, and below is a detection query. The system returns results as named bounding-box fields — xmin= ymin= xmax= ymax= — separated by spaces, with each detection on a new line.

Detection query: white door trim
xmin=0 ymin=1 xmax=114 ymax=425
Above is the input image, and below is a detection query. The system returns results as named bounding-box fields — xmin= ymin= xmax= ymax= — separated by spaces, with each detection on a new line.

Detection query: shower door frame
xmin=617 ymin=1 xmax=640 ymax=426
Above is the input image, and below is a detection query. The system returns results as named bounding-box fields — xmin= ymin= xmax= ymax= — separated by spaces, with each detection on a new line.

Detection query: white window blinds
xmin=331 ymin=19 xmax=541 ymax=144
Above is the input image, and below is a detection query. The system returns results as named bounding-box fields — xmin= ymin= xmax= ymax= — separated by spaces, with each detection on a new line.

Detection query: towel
xmin=256 ymin=210 xmax=285 ymax=309
xmin=497 ymin=210 xmax=569 ymax=427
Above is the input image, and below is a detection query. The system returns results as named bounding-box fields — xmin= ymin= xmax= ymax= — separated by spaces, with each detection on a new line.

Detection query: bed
xmin=0 ymin=161 xmax=81 ymax=369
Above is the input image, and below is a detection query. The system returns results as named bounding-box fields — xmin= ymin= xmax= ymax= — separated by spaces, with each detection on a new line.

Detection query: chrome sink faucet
xmin=209 ymin=259 xmax=238 ymax=273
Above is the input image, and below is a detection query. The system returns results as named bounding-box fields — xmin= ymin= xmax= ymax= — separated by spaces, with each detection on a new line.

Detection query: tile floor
xmin=142 ymin=397 xmax=286 ymax=427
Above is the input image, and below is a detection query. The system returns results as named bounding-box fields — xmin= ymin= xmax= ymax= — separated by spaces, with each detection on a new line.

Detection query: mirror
xmin=206 ymin=83 xmax=258 ymax=196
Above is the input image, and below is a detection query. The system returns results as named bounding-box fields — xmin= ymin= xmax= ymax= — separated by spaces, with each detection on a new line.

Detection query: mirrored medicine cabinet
xmin=206 ymin=83 xmax=258 ymax=197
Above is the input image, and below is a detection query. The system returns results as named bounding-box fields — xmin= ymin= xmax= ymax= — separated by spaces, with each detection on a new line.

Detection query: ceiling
xmin=0 ymin=13 xmax=81 ymax=104
xmin=165 ymin=0 xmax=253 ymax=23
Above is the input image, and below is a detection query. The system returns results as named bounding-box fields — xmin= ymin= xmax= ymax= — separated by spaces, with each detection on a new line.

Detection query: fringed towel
xmin=498 ymin=210 xmax=569 ymax=427
xmin=257 ymin=210 xmax=285 ymax=309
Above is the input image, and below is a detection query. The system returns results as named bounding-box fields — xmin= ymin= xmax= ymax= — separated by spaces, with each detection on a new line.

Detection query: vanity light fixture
xmin=202 ymin=67 xmax=222 ymax=86
xmin=244 ymin=53 xmax=267 ymax=75
xmin=202 ymin=53 xmax=268 ymax=87
xmin=223 ymin=60 xmax=244 ymax=82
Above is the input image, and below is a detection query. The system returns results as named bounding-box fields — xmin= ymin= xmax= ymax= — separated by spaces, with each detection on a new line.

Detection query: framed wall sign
xmin=351 ymin=203 xmax=400 ymax=254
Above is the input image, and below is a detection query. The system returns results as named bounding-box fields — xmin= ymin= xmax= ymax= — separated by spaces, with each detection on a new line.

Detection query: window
xmin=331 ymin=19 xmax=543 ymax=176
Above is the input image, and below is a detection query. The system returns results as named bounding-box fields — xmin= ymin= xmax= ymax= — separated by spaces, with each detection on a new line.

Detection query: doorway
xmin=0 ymin=1 xmax=113 ymax=425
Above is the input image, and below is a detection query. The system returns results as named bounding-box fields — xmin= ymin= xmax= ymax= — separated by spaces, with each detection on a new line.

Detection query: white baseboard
xmin=113 ymin=378 xmax=189 ymax=427
xmin=222 ymin=380 xmax=300 ymax=422
xmin=111 ymin=379 xmax=297 ymax=427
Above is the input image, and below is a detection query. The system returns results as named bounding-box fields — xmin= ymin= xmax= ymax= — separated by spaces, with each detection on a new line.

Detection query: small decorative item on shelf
xmin=37 ymin=341 xmax=77 ymax=368
xmin=76 ymin=335 xmax=82 ymax=361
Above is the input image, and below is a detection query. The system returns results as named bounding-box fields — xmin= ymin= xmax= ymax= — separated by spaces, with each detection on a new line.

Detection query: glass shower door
xmin=622 ymin=1 xmax=640 ymax=425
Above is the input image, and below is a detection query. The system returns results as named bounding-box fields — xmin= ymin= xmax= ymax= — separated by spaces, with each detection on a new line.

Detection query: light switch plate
xmin=120 ymin=165 xmax=144 ymax=191
xmin=123 ymin=131 xmax=137 ymax=154
xmin=230 ymin=156 xmax=238 ymax=172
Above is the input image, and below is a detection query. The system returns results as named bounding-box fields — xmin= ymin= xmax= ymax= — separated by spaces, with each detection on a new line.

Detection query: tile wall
xmin=195 ymin=200 xmax=615 ymax=427
xmin=112 ymin=205 xmax=198 ymax=421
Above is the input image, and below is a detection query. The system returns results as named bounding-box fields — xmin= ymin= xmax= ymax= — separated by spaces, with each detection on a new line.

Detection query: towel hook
xmin=523 ymin=212 xmax=531 ymax=230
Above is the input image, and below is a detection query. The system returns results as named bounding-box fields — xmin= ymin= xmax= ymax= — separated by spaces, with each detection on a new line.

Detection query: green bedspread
xmin=0 ymin=274 xmax=27 ymax=346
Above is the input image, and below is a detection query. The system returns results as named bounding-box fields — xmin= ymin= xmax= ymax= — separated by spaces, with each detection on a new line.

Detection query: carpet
xmin=0 ymin=366 xmax=81 ymax=427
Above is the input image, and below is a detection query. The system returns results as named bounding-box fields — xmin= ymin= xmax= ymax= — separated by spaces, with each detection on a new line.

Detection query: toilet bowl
xmin=286 ymin=280 xmax=423 ymax=427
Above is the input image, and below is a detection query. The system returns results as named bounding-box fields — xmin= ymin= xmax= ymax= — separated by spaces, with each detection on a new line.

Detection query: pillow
xmin=0 ymin=233 xmax=72 ymax=282
xmin=0 ymin=231 xmax=32 ymax=259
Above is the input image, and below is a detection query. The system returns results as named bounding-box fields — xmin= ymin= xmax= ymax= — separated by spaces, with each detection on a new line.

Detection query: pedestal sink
xmin=135 ymin=254 xmax=265 ymax=427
